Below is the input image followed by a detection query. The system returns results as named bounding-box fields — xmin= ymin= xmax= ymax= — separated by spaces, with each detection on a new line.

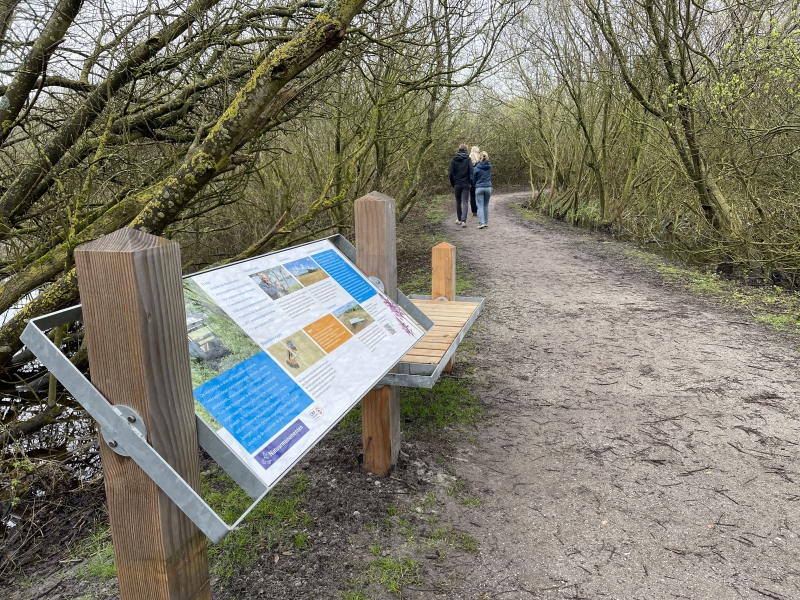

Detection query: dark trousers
xmin=470 ymin=185 xmax=477 ymax=215
xmin=454 ymin=184 xmax=470 ymax=221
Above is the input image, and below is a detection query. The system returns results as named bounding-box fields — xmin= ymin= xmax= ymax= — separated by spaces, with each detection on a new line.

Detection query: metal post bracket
xmin=20 ymin=305 xmax=269 ymax=544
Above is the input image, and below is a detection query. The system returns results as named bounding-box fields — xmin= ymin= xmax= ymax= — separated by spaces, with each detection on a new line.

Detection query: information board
xmin=183 ymin=238 xmax=424 ymax=489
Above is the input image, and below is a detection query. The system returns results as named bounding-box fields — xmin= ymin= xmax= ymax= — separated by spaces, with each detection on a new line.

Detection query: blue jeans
xmin=476 ymin=187 xmax=492 ymax=225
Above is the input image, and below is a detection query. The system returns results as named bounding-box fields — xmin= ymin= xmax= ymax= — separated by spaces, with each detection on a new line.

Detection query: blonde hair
xmin=469 ymin=146 xmax=480 ymax=165
xmin=479 ymin=151 xmax=489 ymax=161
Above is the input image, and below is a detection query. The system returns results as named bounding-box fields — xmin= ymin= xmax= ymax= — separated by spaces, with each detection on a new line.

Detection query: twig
xmin=390 ymin=475 xmax=418 ymax=491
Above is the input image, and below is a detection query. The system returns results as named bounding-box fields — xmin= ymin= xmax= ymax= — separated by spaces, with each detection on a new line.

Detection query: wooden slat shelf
xmin=378 ymin=242 xmax=483 ymax=388
xmin=399 ymin=299 xmax=481 ymax=366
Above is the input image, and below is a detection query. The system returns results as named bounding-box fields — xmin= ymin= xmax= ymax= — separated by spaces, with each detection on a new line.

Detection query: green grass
xmin=456 ymin=326 xmax=481 ymax=358
xmin=519 ymin=206 xmax=800 ymax=337
xmin=346 ymin=546 xmax=422 ymax=598
xmin=64 ymin=469 xmax=311 ymax=587
xmin=398 ymin=193 xmax=472 ymax=297
xmin=444 ymin=479 xmax=482 ymax=508
xmin=336 ymin=376 xmax=482 ymax=437
xmin=203 ymin=467 xmax=311 ymax=583
xmin=71 ymin=521 xmax=116 ymax=580
xmin=457 ymin=496 xmax=482 ymax=507
xmin=401 ymin=379 xmax=483 ymax=432
xmin=626 ymin=249 xmax=800 ymax=334
xmin=399 ymin=268 xmax=432 ymax=295
xmin=425 ymin=194 xmax=449 ymax=225
xmin=427 ymin=524 xmax=479 ymax=553
xmin=512 ymin=202 xmax=547 ymax=222
xmin=400 ymin=261 xmax=474 ymax=297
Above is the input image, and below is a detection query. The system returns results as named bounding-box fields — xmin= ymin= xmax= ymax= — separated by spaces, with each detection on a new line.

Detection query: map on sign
xmin=183 ymin=239 xmax=424 ymax=489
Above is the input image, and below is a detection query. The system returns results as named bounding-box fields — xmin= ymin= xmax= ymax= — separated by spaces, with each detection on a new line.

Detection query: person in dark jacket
xmin=449 ymin=144 xmax=473 ymax=227
xmin=469 ymin=146 xmax=480 ymax=217
xmin=471 ymin=151 xmax=492 ymax=229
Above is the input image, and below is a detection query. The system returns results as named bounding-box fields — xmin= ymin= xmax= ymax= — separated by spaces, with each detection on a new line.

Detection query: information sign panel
xmin=183 ymin=239 xmax=424 ymax=490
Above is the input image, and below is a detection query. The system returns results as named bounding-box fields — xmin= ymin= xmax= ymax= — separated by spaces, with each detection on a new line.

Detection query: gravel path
xmin=434 ymin=191 xmax=800 ymax=599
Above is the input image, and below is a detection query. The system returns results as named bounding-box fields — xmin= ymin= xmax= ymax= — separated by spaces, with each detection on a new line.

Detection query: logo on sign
xmin=308 ymin=406 xmax=324 ymax=421
xmin=255 ymin=420 xmax=309 ymax=470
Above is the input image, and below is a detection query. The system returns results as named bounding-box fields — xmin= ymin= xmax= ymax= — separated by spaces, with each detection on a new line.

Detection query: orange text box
xmin=303 ymin=313 xmax=352 ymax=353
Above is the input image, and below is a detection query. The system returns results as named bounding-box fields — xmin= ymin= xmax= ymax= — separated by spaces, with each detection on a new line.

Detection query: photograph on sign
xmin=183 ymin=238 xmax=424 ymax=490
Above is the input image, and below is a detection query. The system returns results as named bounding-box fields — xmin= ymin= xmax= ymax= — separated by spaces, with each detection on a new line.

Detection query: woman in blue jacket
xmin=471 ymin=151 xmax=492 ymax=229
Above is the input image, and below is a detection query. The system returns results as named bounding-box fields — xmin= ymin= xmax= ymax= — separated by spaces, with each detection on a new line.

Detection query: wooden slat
xmin=411 ymin=301 xmax=480 ymax=310
xmin=399 ymin=354 xmax=447 ymax=364
xmin=399 ymin=292 xmax=481 ymax=367
xmin=411 ymin=300 xmax=480 ymax=309
xmin=418 ymin=310 xmax=475 ymax=320
xmin=410 ymin=341 xmax=452 ymax=350
xmin=422 ymin=317 xmax=472 ymax=326
xmin=418 ymin=317 xmax=469 ymax=329
xmin=419 ymin=330 xmax=459 ymax=340
xmin=415 ymin=332 xmax=455 ymax=340
xmin=404 ymin=348 xmax=447 ymax=359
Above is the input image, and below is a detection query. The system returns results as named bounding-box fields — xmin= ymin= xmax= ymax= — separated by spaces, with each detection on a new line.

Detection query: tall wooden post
xmin=74 ymin=228 xmax=210 ymax=600
xmin=432 ymin=242 xmax=456 ymax=372
xmin=355 ymin=191 xmax=400 ymax=475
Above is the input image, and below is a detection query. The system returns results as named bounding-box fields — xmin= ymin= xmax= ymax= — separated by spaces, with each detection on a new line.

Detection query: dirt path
xmin=433 ymin=191 xmax=800 ymax=599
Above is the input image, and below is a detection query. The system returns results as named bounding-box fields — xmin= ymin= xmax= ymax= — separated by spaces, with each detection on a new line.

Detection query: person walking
xmin=449 ymin=143 xmax=473 ymax=227
xmin=472 ymin=151 xmax=492 ymax=229
xmin=469 ymin=146 xmax=481 ymax=217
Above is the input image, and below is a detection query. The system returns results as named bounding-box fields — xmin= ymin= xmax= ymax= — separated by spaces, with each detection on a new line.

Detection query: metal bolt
xmin=127 ymin=415 xmax=136 ymax=423
xmin=108 ymin=440 xmax=118 ymax=448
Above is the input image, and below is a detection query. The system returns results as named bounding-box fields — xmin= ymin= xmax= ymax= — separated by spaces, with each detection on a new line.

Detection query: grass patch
xmin=427 ymin=524 xmax=479 ymax=553
xmin=626 ymin=249 xmax=800 ymax=334
xmin=346 ymin=546 xmax=422 ymax=598
xmin=399 ymin=268 xmax=432 ymax=295
xmin=401 ymin=378 xmax=482 ymax=432
xmin=399 ymin=250 xmax=474 ymax=297
xmin=445 ymin=479 xmax=482 ymax=508
xmin=202 ymin=467 xmax=311 ymax=584
xmin=339 ymin=377 xmax=482 ymax=437
xmin=425 ymin=194 xmax=449 ymax=225
xmin=512 ymin=202 xmax=546 ymax=223
xmin=456 ymin=326 xmax=481 ymax=357
xmin=335 ymin=405 xmax=363 ymax=435
xmin=72 ymin=522 xmax=116 ymax=580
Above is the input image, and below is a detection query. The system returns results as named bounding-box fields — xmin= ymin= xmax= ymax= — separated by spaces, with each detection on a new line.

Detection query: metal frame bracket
xmin=376 ymin=295 xmax=484 ymax=389
xmin=21 ymin=306 xmax=270 ymax=544
xmin=18 ymin=237 xmax=481 ymax=540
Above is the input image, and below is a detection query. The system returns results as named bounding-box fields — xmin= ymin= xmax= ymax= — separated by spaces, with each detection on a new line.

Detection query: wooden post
xmin=355 ymin=191 xmax=400 ymax=476
xmin=432 ymin=242 xmax=456 ymax=372
xmin=74 ymin=228 xmax=210 ymax=600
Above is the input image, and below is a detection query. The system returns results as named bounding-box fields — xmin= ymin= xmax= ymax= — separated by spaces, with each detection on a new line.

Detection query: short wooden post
xmin=432 ymin=242 xmax=456 ymax=372
xmin=74 ymin=228 xmax=210 ymax=600
xmin=355 ymin=191 xmax=400 ymax=475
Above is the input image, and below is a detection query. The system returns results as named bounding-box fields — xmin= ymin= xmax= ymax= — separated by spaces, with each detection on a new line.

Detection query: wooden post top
xmin=74 ymin=227 xmax=210 ymax=599
xmin=354 ymin=191 xmax=396 ymax=205
xmin=354 ymin=191 xmax=397 ymax=301
xmin=432 ymin=242 xmax=456 ymax=302
xmin=75 ymin=227 xmax=175 ymax=254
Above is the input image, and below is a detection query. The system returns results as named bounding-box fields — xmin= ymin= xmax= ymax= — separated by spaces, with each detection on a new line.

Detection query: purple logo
xmin=255 ymin=420 xmax=309 ymax=470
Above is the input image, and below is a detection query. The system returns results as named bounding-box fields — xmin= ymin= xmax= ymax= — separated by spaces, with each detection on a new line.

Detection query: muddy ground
xmin=424 ymin=191 xmax=800 ymax=600
xmin=5 ymin=190 xmax=800 ymax=599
